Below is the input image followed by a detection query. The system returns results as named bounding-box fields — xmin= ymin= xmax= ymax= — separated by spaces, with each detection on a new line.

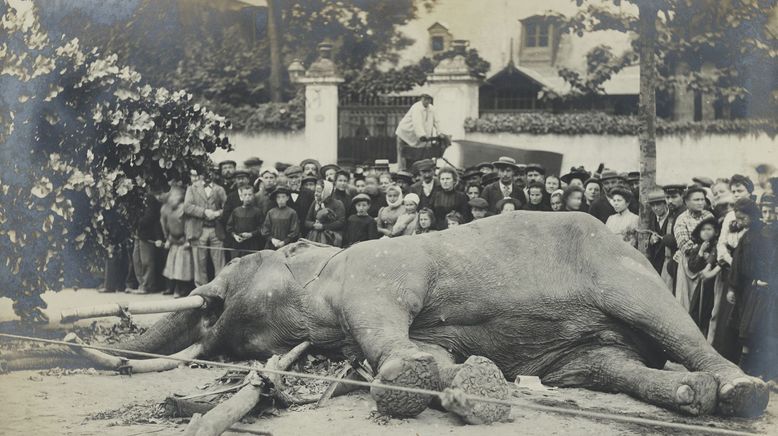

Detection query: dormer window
xmin=431 ymin=36 xmax=445 ymax=52
xmin=427 ymin=22 xmax=452 ymax=56
xmin=524 ymin=22 xmax=550 ymax=48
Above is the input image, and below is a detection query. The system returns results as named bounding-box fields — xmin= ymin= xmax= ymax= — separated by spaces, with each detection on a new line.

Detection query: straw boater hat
xmin=491 ymin=156 xmax=521 ymax=171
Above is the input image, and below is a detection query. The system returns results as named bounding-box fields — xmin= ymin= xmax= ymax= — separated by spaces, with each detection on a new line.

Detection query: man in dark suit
xmin=646 ymin=189 xmax=671 ymax=274
xmin=409 ymin=158 xmax=439 ymax=210
xmin=184 ymin=171 xmax=227 ymax=286
xmin=283 ymin=165 xmax=314 ymax=232
xmin=480 ymin=156 xmax=527 ymax=213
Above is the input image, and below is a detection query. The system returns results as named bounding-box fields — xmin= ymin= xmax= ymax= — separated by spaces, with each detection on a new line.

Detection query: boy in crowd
xmin=469 ymin=197 xmax=490 ymax=220
xmin=261 ymin=185 xmax=300 ymax=250
xmin=344 ymin=194 xmax=378 ymax=247
xmin=227 ymin=185 xmax=264 ymax=257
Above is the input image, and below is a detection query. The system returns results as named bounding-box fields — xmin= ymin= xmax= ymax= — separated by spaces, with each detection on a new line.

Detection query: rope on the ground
xmin=0 ymin=332 xmax=758 ymax=436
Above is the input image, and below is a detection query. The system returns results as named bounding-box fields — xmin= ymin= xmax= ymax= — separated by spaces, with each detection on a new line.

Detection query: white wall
xmin=456 ymin=132 xmax=778 ymax=185
xmin=211 ymin=131 xmax=324 ymax=167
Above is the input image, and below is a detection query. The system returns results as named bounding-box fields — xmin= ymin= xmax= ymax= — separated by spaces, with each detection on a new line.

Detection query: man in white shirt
xmin=395 ymin=94 xmax=441 ymax=170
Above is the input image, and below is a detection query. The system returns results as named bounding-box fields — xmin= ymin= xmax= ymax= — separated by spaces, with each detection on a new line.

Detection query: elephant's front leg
xmin=340 ymin=295 xmax=439 ymax=417
xmin=417 ymin=343 xmax=512 ymax=424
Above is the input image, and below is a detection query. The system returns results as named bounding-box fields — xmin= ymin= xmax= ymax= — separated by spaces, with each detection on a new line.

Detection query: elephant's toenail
xmin=379 ymin=360 xmax=404 ymax=381
xmin=720 ymin=383 xmax=734 ymax=396
xmin=676 ymin=385 xmax=694 ymax=404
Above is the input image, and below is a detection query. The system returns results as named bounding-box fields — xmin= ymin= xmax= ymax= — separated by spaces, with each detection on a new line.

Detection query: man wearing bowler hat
xmin=409 ymin=158 xmax=439 ymax=210
xmin=480 ymin=157 xmax=527 ymax=213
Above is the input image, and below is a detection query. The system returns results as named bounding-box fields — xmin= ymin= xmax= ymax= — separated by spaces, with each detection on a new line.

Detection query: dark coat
xmin=305 ymin=197 xmax=346 ymax=233
xmin=647 ymin=211 xmax=671 ymax=274
xmin=409 ymin=180 xmax=440 ymax=210
xmin=288 ymin=189 xmax=315 ymax=231
xmin=430 ymin=189 xmax=469 ymax=230
xmin=480 ymin=181 xmax=526 ymax=213
xmin=587 ymin=196 xmax=616 ymax=224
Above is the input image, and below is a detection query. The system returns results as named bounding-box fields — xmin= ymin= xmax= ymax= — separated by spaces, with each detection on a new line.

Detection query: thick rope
xmin=0 ymin=332 xmax=759 ymax=436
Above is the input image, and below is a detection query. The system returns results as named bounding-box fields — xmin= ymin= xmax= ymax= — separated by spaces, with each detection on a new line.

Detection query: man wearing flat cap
xmin=395 ymin=94 xmax=442 ymax=170
xmin=409 ymin=158 xmax=439 ymax=210
xmin=480 ymin=157 xmax=527 ymax=213
xmin=645 ymin=189 xmax=671 ymax=274
xmin=283 ymin=165 xmax=314 ymax=230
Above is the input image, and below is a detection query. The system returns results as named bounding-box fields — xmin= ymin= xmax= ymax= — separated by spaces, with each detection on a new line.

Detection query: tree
xmin=0 ymin=1 xmax=231 ymax=322
xmin=32 ymin=0 xmax=439 ymax=127
xmin=566 ymin=0 xmax=777 ymax=255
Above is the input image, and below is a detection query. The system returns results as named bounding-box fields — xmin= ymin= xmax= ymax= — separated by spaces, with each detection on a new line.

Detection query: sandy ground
xmin=2 ymin=290 xmax=778 ymax=436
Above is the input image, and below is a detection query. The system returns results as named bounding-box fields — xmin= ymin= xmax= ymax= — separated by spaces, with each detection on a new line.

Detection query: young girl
xmin=545 ymin=175 xmax=561 ymax=195
xmin=414 ymin=208 xmax=435 ymax=234
xmin=376 ymin=185 xmax=404 ymax=237
xmin=496 ymin=198 xmax=522 ymax=214
xmin=550 ymin=189 xmax=564 ymax=211
xmin=605 ymin=187 xmax=639 ymax=248
xmin=160 ymin=185 xmax=194 ymax=297
xmin=562 ymin=185 xmax=586 ymax=212
xmin=446 ymin=211 xmax=463 ymax=228
xmin=687 ymin=217 xmax=721 ymax=336
xmin=524 ymin=182 xmax=550 ymax=211
xmin=392 ymin=193 xmax=420 ymax=236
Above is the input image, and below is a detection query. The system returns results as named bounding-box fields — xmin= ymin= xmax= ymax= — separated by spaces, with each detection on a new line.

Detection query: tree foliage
xmin=558 ymin=0 xmax=778 ymax=117
xmin=0 ymin=1 xmax=231 ymax=321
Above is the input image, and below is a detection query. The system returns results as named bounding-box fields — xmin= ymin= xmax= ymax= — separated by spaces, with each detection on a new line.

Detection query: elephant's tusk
xmin=60 ymin=296 xmax=207 ymax=323
xmin=63 ymin=333 xmax=202 ymax=373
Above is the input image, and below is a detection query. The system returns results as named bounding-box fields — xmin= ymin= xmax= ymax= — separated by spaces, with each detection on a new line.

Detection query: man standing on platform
xmin=395 ymin=94 xmax=441 ymax=170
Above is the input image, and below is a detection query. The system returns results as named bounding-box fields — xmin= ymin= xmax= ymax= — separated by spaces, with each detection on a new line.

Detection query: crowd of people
xmin=102 ymin=154 xmax=778 ymax=384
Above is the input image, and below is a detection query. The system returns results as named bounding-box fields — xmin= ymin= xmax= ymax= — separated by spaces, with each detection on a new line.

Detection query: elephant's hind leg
xmin=543 ymin=347 xmax=718 ymax=416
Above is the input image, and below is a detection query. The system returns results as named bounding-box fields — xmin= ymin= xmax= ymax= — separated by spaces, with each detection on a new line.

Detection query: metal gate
xmin=337 ymin=96 xmax=418 ymax=167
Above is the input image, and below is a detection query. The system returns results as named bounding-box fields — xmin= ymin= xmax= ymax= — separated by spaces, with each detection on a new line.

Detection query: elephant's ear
xmin=278 ymin=239 xmax=332 ymax=259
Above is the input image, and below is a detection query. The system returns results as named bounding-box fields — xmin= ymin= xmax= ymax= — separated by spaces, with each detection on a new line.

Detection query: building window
xmin=525 ymin=22 xmax=550 ymax=48
xmin=431 ymin=36 xmax=444 ymax=52
xmin=494 ymin=89 xmax=537 ymax=110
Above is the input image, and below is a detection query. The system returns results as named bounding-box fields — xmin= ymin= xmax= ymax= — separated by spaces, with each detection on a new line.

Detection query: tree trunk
xmin=266 ymin=0 xmax=283 ymax=102
xmin=637 ymin=2 xmax=660 ymax=256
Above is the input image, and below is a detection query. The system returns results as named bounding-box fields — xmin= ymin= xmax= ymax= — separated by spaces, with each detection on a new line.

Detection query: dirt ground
xmin=1 ymin=290 xmax=778 ymax=436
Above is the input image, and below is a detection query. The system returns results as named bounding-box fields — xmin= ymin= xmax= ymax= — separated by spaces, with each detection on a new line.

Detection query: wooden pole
xmin=184 ymin=341 xmax=310 ymax=436
xmin=266 ymin=0 xmax=283 ymax=102
xmin=636 ymin=2 xmax=660 ymax=256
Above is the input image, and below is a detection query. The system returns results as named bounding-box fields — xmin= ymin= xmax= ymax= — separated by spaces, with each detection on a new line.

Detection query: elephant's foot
xmin=717 ymin=375 xmax=769 ymax=417
xmin=371 ymin=351 xmax=438 ymax=417
xmin=440 ymin=356 xmax=511 ymax=424
xmin=671 ymin=372 xmax=718 ymax=416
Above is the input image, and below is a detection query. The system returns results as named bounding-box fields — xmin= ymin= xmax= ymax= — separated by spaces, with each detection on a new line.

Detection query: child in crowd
xmin=261 ymin=185 xmax=300 ymax=250
xmin=344 ymin=194 xmax=378 ymax=247
xmin=524 ymin=182 xmax=550 ymax=211
xmin=563 ymin=185 xmax=586 ymax=212
xmin=468 ymin=197 xmax=490 ymax=220
xmin=160 ymin=185 xmax=194 ymax=297
xmin=377 ymin=185 xmax=404 ymax=237
xmin=392 ymin=193 xmax=420 ymax=236
xmin=378 ymin=173 xmax=393 ymax=194
xmin=446 ymin=211 xmax=463 ymax=228
xmin=550 ymin=189 xmax=564 ymax=211
xmin=496 ymin=198 xmax=522 ymax=214
xmin=545 ymin=175 xmax=560 ymax=195
xmin=414 ymin=208 xmax=435 ymax=234
xmin=354 ymin=177 xmax=366 ymax=194
xmin=688 ymin=217 xmax=721 ymax=336
xmin=307 ymin=207 xmax=343 ymax=247
xmin=226 ymin=185 xmax=263 ymax=257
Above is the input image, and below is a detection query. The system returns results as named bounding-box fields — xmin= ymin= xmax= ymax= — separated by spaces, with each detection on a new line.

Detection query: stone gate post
xmin=426 ymin=40 xmax=481 ymax=140
xmin=289 ymin=42 xmax=343 ymax=164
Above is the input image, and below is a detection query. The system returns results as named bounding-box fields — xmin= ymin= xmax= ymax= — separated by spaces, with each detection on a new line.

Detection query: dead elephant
xmin=3 ymin=212 xmax=769 ymax=422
